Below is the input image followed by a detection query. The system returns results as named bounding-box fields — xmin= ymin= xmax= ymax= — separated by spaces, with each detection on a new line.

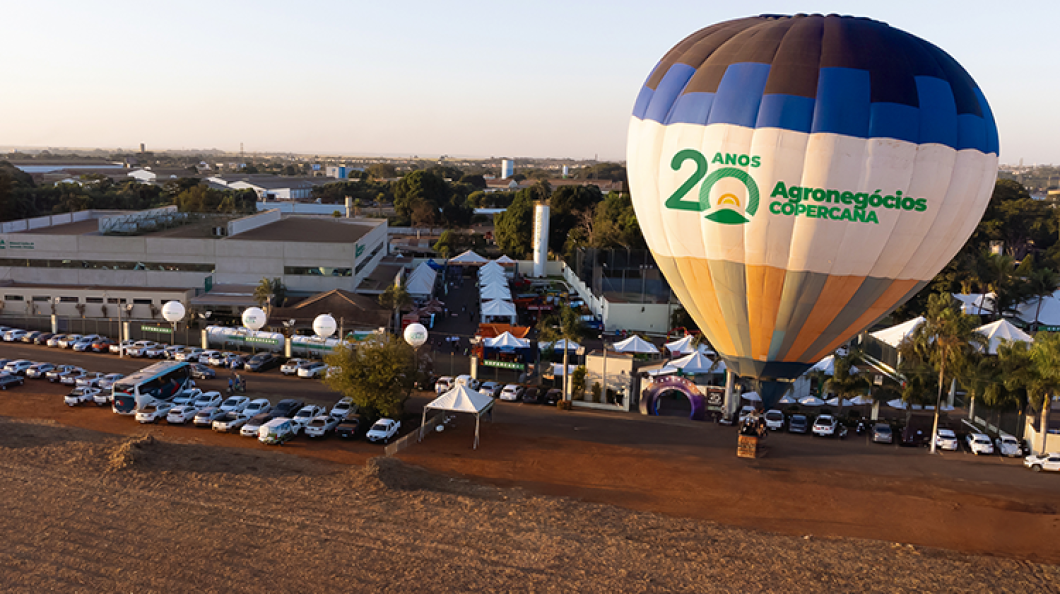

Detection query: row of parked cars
xmin=433 ymin=375 xmax=564 ymax=406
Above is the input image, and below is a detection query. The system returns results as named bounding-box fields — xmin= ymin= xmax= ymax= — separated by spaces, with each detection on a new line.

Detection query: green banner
xmin=482 ymin=360 xmax=525 ymax=370
xmin=228 ymin=335 xmax=280 ymax=346
xmin=141 ymin=325 xmax=172 ymax=334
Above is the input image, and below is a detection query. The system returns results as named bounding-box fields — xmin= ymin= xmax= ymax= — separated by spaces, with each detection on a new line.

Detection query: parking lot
xmin=2 ymin=335 xmax=1060 ymax=564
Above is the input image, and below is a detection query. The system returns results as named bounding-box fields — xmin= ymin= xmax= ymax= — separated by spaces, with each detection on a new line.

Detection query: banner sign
xmin=482 ymin=360 xmax=525 ymax=370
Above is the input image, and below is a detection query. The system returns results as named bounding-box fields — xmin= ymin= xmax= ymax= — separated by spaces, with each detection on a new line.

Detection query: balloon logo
xmin=627 ymin=14 xmax=998 ymax=404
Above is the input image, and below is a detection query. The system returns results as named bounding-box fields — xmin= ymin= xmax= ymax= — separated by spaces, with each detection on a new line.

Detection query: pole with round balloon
xmin=404 ymin=322 xmax=428 ymax=388
xmin=313 ymin=313 xmax=337 ymax=359
xmin=242 ymin=306 xmax=267 ymax=354
xmin=161 ymin=301 xmax=185 ymax=347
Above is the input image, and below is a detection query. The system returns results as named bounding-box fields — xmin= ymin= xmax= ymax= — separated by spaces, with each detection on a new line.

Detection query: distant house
xmin=128 ymin=167 xmax=199 ymax=184
xmin=207 ymin=174 xmax=334 ymax=201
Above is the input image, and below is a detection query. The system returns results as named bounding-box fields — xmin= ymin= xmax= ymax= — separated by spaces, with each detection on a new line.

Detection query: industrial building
xmin=0 ymin=206 xmax=389 ymax=323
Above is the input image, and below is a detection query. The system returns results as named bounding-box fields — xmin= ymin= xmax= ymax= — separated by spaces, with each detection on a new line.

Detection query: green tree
xmin=494 ymin=189 xmax=535 ymax=258
xmin=1026 ymin=334 xmax=1060 ymax=454
xmin=378 ymin=282 xmax=412 ymax=333
xmin=365 ymin=163 xmax=397 ymax=180
xmin=433 ymin=229 xmax=457 ymax=258
xmin=1026 ymin=267 xmax=1060 ymax=326
xmin=253 ymin=277 xmax=287 ymax=315
xmin=823 ymin=347 xmax=871 ymax=417
xmin=536 ymin=306 xmax=588 ymax=400
xmin=393 ymin=170 xmax=449 ymax=222
xmin=570 ymin=366 xmax=587 ymax=401
xmin=324 ymin=335 xmax=417 ymax=419
xmin=900 ymin=293 xmax=986 ymax=453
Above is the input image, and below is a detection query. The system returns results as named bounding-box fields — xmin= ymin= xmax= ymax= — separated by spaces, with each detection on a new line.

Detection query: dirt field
xmin=1 ymin=417 xmax=1058 ymax=593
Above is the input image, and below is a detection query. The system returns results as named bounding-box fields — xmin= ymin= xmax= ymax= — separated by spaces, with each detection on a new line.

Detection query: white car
xmin=47 ymin=365 xmax=84 ymax=382
xmin=212 ymin=411 xmax=251 ymax=433
xmin=110 ymin=340 xmax=136 ymax=355
xmin=935 ymin=428 xmax=959 ymax=451
xmin=47 ymin=335 xmax=67 ymax=348
xmin=281 ymin=358 xmax=307 ymax=375
xmin=144 ymin=344 xmax=168 ymax=359
xmin=738 ymin=405 xmax=757 ymax=424
xmin=4 ymin=360 xmax=35 ymax=375
xmin=71 ymin=338 xmax=97 ymax=352
xmin=57 ymin=334 xmax=84 ymax=348
xmin=4 ymin=329 xmax=27 ymax=342
xmin=174 ymin=347 xmax=203 ymax=362
xmin=291 ymin=405 xmax=326 ymax=434
xmin=366 ymin=418 xmax=401 ymax=443
xmin=454 ymin=375 xmax=480 ymax=390
xmin=135 ymin=402 xmax=175 ymax=424
xmin=330 ymin=397 xmax=357 ymax=420
xmin=197 ymin=350 xmax=220 ymax=364
xmin=763 ymin=409 xmax=785 ymax=431
xmin=996 ymin=435 xmax=1023 ymax=458
xmin=499 ymin=384 xmax=523 ymax=402
xmin=167 ymin=405 xmax=200 ymax=424
xmin=243 ymin=398 xmax=272 ymax=416
xmin=75 ymin=372 xmax=106 ymax=388
xmin=193 ymin=407 xmax=226 ymax=427
xmin=206 ymin=351 xmax=229 ymax=366
xmin=98 ymin=373 xmax=125 ymax=390
xmin=172 ymin=388 xmax=204 ymax=407
xmin=26 ymin=363 xmax=56 ymax=379
xmin=297 ymin=361 xmax=328 ymax=378
xmin=478 ymin=381 xmax=503 ymax=398
xmin=304 ymin=415 xmax=341 ymax=438
xmin=241 ymin=413 xmax=276 ymax=437
xmin=92 ymin=388 xmax=112 ymax=407
xmin=1024 ymin=453 xmax=1060 ymax=472
xmin=193 ymin=391 xmax=224 ymax=409
xmin=219 ymin=395 xmax=250 ymax=413
xmin=966 ymin=433 xmax=995 ymax=455
xmin=59 ymin=370 xmax=85 ymax=386
xmin=163 ymin=345 xmax=186 ymax=359
xmin=812 ymin=415 xmax=838 ymax=437
xmin=64 ymin=387 xmax=100 ymax=407
xmin=127 ymin=341 xmax=158 ymax=358
xmin=435 ymin=376 xmax=454 ymax=394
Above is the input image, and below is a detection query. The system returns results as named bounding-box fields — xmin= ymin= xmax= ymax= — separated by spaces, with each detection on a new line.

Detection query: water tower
xmin=501 ymin=159 xmax=514 ymax=179
xmin=532 ymin=202 xmax=550 ymax=278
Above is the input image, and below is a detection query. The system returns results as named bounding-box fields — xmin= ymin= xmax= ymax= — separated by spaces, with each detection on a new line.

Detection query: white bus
xmin=112 ymin=361 xmax=192 ymax=415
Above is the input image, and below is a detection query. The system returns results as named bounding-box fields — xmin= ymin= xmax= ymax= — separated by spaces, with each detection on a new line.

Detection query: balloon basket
xmin=737 ymin=434 xmax=767 ymax=459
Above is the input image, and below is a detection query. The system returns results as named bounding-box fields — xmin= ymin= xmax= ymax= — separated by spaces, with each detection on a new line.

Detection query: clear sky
xmin=2 ymin=0 xmax=1055 ymax=164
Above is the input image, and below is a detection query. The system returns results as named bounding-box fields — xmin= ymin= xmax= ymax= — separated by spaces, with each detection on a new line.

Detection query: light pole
xmin=198 ymin=311 xmax=213 ymax=350
xmin=640 ymin=264 xmax=653 ymax=304
xmin=600 ymin=333 xmax=608 ymax=403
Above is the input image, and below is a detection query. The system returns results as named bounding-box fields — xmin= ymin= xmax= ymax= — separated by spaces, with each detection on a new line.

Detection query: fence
xmin=384 ymin=414 xmax=443 ymax=457
xmin=0 ymin=313 xmax=206 ymax=348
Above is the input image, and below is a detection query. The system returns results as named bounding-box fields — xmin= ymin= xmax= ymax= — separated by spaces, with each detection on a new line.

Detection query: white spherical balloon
xmin=403 ymin=323 xmax=428 ymax=348
xmin=313 ymin=314 xmax=337 ymax=338
xmin=161 ymin=301 xmax=186 ymax=323
xmin=242 ymin=307 xmax=267 ymax=331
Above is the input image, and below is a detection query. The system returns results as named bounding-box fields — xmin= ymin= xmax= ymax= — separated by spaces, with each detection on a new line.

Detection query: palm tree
xmin=253 ymin=277 xmax=287 ymax=317
xmin=901 ymin=293 xmax=986 ymax=453
xmin=1026 ymin=268 xmax=1059 ymax=327
xmin=1027 ymin=333 xmax=1060 ymax=454
xmin=378 ymin=282 xmax=412 ymax=334
xmin=824 ymin=347 xmax=871 ymax=418
xmin=536 ymin=306 xmax=588 ymax=401
xmin=982 ymin=252 xmax=1017 ymax=318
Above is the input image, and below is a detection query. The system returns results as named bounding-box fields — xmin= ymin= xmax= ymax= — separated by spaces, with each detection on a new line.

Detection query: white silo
xmin=501 ymin=159 xmax=514 ymax=179
xmin=532 ymin=202 xmax=550 ymax=278
xmin=562 ymin=165 xmax=569 ymax=178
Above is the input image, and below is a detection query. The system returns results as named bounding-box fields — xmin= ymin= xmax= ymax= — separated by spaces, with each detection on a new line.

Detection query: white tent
xmin=479 ymin=284 xmax=512 ymax=301
xmin=1017 ymin=291 xmax=1060 ymax=326
xmin=825 ymin=397 xmax=854 ymax=407
xmin=742 ymin=391 xmax=762 ymax=402
xmin=870 ymin=317 xmax=925 ymax=348
xmin=405 ymin=264 xmax=437 ymax=297
xmin=664 ymin=335 xmax=697 ymax=355
xmin=479 ymin=269 xmax=507 ymax=282
xmin=669 ymin=351 xmax=719 ymax=374
xmin=779 ymin=394 xmax=797 ymax=405
xmin=420 ymin=384 xmax=495 ymax=449
xmin=850 ymin=395 xmax=874 ymax=406
xmin=480 ymin=299 xmax=517 ymax=325
xmin=495 ymin=254 xmax=517 ymax=266
xmin=975 ymin=318 xmax=1033 ymax=355
xmin=484 ymin=331 xmax=530 ymax=350
xmin=806 ymin=355 xmax=858 ymax=376
xmin=613 ymin=335 xmax=659 ymax=354
xmin=799 ymin=396 xmax=825 ymax=406
xmin=549 ymin=363 xmax=578 ymax=376
xmin=887 ymin=399 xmax=907 ymax=410
xmin=953 ymin=292 xmax=996 ymax=316
xmin=479 ymin=260 xmax=504 ymax=273
xmin=449 ymin=250 xmax=488 ymax=265
xmin=539 ymin=339 xmax=581 ymax=351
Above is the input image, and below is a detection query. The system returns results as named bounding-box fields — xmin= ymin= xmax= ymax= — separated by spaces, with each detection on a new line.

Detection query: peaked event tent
xmin=952 ymin=292 xmax=996 ymax=316
xmin=1017 ymin=290 xmax=1060 ymax=326
xmin=539 ymin=339 xmax=581 ymax=351
xmin=420 ymin=384 xmax=495 ymax=449
xmin=668 ymin=351 xmax=719 ymax=374
xmin=664 ymin=335 xmax=701 ymax=355
xmin=479 ymin=284 xmax=512 ymax=301
xmin=404 ymin=263 xmax=437 ymax=297
xmin=479 ymin=261 xmax=504 ymax=275
xmin=484 ymin=331 xmax=530 ymax=349
xmin=870 ymin=317 xmax=925 ymax=348
xmin=806 ymin=355 xmax=858 ymax=376
xmin=480 ymin=299 xmax=517 ymax=325
xmin=612 ymin=335 xmax=659 ymax=354
xmin=495 ymin=255 xmax=517 ymax=266
xmin=974 ymin=318 xmax=1033 ymax=355
xmin=449 ymin=250 xmax=488 ymax=265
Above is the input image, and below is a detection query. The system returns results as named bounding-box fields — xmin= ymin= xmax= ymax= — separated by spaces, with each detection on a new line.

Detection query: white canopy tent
xmin=799 ymin=396 xmax=825 ymax=406
xmin=1017 ymin=291 xmax=1060 ymax=326
xmin=405 ymin=264 xmax=437 ymax=297
xmin=742 ymin=391 xmax=762 ymax=402
xmin=779 ymin=394 xmax=797 ymax=405
xmin=974 ymin=318 xmax=1033 ymax=355
xmin=806 ymin=355 xmax=858 ymax=376
xmin=825 ymin=397 xmax=855 ymax=407
xmin=668 ymin=351 xmax=720 ymax=374
xmin=480 ymin=299 xmax=517 ymax=325
xmin=953 ymin=292 xmax=996 ymax=316
xmin=479 ymin=284 xmax=512 ymax=301
xmin=539 ymin=339 xmax=581 ymax=351
xmin=663 ymin=335 xmax=714 ymax=356
xmin=850 ymin=395 xmax=874 ymax=406
xmin=479 ymin=260 xmax=504 ymax=273
xmin=479 ymin=269 xmax=507 ymax=283
xmin=613 ymin=335 xmax=659 ymax=354
xmin=870 ymin=317 xmax=925 ymax=348
xmin=420 ymin=384 xmax=495 ymax=449
xmin=484 ymin=331 xmax=530 ymax=349
xmin=449 ymin=250 xmax=489 ymax=265
xmin=495 ymin=254 xmax=517 ymax=266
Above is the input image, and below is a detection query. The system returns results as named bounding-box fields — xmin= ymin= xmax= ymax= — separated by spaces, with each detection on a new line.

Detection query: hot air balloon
xmin=627 ymin=14 xmax=998 ymax=406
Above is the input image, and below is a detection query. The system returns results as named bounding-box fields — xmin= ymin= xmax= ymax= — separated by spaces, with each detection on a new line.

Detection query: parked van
xmin=455 ymin=375 xmax=480 ymax=390
xmin=259 ymin=417 xmax=295 ymax=445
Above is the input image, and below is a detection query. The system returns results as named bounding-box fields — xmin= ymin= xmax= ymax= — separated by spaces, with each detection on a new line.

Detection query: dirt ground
xmin=1 ymin=417 xmax=1058 ymax=593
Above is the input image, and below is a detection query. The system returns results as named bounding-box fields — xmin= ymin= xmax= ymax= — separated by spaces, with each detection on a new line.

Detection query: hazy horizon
xmin=3 ymin=1 xmax=1056 ymax=164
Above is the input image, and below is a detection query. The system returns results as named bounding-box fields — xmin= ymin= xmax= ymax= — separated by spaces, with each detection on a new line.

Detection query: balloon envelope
xmin=627 ymin=14 xmax=998 ymax=389
xmin=404 ymin=323 xmax=428 ymax=348
xmin=242 ymin=307 xmax=267 ymax=331
xmin=161 ymin=301 xmax=185 ymax=323
xmin=313 ymin=314 xmax=337 ymax=338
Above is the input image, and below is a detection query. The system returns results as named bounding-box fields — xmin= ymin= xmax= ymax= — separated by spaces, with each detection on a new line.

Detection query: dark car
xmin=521 ymin=387 xmax=541 ymax=404
xmin=273 ymin=398 xmax=305 ymax=418
xmin=900 ymin=415 xmax=933 ymax=447
xmin=244 ymin=353 xmax=280 ymax=372
xmin=788 ymin=414 xmax=809 ymax=434
xmin=543 ymin=389 xmax=563 ymax=406
xmin=34 ymin=332 xmax=55 ymax=345
xmin=190 ymin=363 xmax=216 ymax=380
xmin=0 ymin=374 xmax=25 ymax=390
xmin=335 ymin=417 xmax=365 ymax=440
xmin=21 ymin=331 xmax=42 ymax=343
